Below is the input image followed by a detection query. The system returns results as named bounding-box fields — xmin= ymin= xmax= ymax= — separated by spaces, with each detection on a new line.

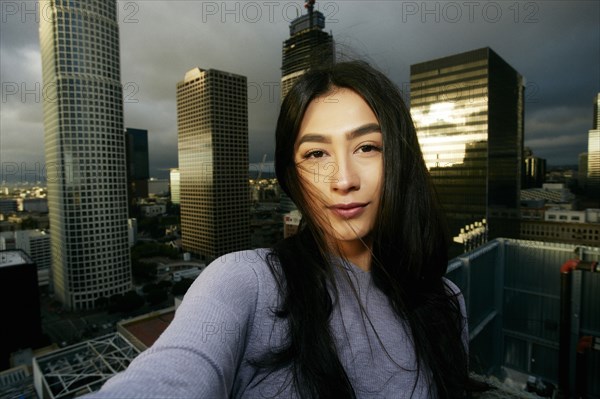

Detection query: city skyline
xmin=1 ymin=1 xmax=599 ymax=180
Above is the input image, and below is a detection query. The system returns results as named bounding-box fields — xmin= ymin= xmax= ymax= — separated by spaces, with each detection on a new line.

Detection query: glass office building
xmin=39 ymin=0 xmax=132 ymax=310
xmin=177 ymin=68 xmax=250 ymax=262
xmin=126 ymin=128 xmax=150 ymax=203
xmin=411 ymin=48 xmax=524 ymax=247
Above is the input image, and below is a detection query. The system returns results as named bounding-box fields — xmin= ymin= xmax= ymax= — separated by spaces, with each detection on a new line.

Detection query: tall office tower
xmin=281 ymin=0 xmax=335 ymax=99
xmin=126 ymin=128 xmax=150 ymax=205
xmin=588 ymin=94 xmax=600 ymax=199
xmin=523 ymin=148 xmax=546 ymax=189
xmin=169 ymin=169 xmax=180 ymax=205
xmin=411 ymin=48 xmax=524 ymax=247
xmin=177 ymin=68 xmax=250 ymax=262
xmin=39 ymin=0 xmax=132 ymax=310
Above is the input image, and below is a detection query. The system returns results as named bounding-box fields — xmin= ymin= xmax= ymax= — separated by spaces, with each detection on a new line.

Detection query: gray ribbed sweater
xmin=86 ymin=249 xmax=466 ymax=398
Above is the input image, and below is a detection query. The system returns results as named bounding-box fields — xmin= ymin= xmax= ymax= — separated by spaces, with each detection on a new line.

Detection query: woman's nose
xmin=331 ymin=158 xmax=360 ymax=192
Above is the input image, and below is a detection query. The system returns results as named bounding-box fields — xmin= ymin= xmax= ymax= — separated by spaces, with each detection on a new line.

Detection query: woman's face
xmin=294 ymin=88 xmax=383 ymax=246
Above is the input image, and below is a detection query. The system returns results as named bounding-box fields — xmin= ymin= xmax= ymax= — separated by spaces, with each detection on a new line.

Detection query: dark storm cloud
xmin=1 ymin=0 xmax=598 ymax=179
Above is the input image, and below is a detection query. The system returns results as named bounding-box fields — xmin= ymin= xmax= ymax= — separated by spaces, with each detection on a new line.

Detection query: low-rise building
xmin=283 ymin=209 xmax=302 ymax=238
xmin=140 ymin=204 xmax=167 ymax=217
xmin=520 ymin=220 xmax=600 ymax=245
xmin=0 ymin=250 xmax=43 ymax=370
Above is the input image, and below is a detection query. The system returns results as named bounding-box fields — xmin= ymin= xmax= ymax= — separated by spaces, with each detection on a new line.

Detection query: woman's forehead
xmin=297 ymin=89 xmax=379 ymax=139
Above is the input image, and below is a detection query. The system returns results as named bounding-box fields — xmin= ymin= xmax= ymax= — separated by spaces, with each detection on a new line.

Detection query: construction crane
xmin=256 ymin=153 xmax=267 ymax=181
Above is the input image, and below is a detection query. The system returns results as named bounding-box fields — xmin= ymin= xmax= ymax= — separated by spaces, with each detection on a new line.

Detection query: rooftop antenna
xmin=305 ymin=0 xmax=315 ymax=29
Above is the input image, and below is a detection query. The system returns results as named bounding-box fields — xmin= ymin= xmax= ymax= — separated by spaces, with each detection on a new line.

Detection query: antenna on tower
xmin=305 ymin=0 xmax=315 ymax=29
xmin=304 ymin=0 xmax=316 ymax=12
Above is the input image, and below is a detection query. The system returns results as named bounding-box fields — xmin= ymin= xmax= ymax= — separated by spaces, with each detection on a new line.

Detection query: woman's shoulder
xmin=442 ymin=276 xmax=462 ymax=297
xmin=205 ymin=248 xmax=276 ymax=281
xmin=182 ymin=248 xmax=279 ymax=304
xmin=442 ymin=277 xmax=466 ymax=310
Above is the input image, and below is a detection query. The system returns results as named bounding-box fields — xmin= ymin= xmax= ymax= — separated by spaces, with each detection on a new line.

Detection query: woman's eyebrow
xmin=346 ymin=123 xmax=381 ymax=140
xmin=297 ymin=133 xmax=331 ymax=145
xmin=297 ymin=123 xmax=381 ymax=146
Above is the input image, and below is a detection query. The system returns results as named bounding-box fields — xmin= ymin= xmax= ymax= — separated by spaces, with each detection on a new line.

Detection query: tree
xmin=132 ymin=260 xmax=158 ymax=283
xmin=120 ymin=291 xmax=145 ymax=313
xmin=108 ymin=293 xmax=124 ymax=313
xmin=21 ymin=217 xmax=39 ymax=230
xmin=95 ymin=296 xmax=109 ymax=309
xmin=171 ymin=278 xmax=194 ymax=296
xmin=107 ymin=291 xmax=144 ymax=313
xmin=131 ymin=242 xmax=179 ymax=261
xmin=142 ymin=283 xmax=158 ymax=293
xmin=145 ymin=288 xmax=168 ymax=306
xmin=156 ymin=280 xmax=172 ymax=290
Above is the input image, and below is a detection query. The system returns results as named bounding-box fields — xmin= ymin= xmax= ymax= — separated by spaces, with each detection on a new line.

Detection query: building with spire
xmin=39 ymin=0 xmax=132 ymax=310
xmin=281 ymin=0 xmax=335 ymax=99
xmin=176 ymin=68 xmax=250 ymax=262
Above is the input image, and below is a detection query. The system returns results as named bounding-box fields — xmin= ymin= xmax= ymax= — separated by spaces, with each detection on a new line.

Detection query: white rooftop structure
xmin=33 ymin=334 xmax=139 ymax=399
xmin=0 ymin=250 xmax=32 ymax=268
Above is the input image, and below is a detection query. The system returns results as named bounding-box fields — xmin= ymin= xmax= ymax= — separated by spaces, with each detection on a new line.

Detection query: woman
xmin=89 ymin=61 xmax=469 ymax=398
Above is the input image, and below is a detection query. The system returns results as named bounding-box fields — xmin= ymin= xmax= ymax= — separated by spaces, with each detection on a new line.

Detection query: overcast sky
xmin=1 ymin=0 xmax=598 ymax=181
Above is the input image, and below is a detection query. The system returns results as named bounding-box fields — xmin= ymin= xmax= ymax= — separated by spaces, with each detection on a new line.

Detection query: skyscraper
xmin=176 ymin=68 xmax=250 ymax=262
xmin=587 ymin=93 xmax=600 ymax=199
xmin=126 ymin=128 xmax=150 ymax=205
xmin=281 ymin=0 xmax=335 ymax=99
xmin=169 ymin=168 xmax=180 ymax=205
xmin=39 ymin=0 xmax=132 ymax=310
xmin=410 ymin=48 xmax=524 ymax=247
xmin=523 ymin=148 xmax=546 ymax=189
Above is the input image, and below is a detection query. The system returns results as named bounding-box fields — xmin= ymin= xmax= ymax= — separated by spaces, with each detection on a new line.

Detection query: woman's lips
xmin=328 ymin=203 xmax=368 ymax=219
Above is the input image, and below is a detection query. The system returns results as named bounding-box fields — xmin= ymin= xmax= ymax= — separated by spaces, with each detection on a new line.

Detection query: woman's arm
xmin=84 ymin=251 xmax=261 ymax=398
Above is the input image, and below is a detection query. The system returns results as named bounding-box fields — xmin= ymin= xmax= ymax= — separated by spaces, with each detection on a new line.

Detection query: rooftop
xmin=29 ymin=238 xmax=600 ymax=398
xmin=0 ymin=250 xmax=33 ymax=268
xmin=446 ymin=238 xmax=600 ymax=398
xmin=118 ymin=308 xmax=176 ymax=351
xmin=33 ymin=334 xmax=140 ymax=399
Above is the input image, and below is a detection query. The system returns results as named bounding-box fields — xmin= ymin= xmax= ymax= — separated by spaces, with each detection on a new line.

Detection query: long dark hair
xmin=258 ymin=60 xmax=468 ymax=398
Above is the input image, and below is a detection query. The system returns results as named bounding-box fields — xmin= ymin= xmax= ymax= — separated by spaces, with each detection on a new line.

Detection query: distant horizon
xmin=0 ymin=161 xmax=585 ymax=186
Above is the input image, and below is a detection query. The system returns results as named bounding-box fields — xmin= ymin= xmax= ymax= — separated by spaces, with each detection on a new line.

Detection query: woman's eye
xmin=358 ymin=145 xmax=382 ymax=154
xmin=304 ymin=150 xmax=325 ymax=159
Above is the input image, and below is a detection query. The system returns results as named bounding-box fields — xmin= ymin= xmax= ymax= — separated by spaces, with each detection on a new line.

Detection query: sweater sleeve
xmin=85 ymin=251 xmax=261 ymax=399
xmin=443 ymin=277 xmax=469 ymax=353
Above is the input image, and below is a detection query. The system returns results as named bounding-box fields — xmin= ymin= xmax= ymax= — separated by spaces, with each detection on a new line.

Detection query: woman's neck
xmin=335 ymin=239 xmax=372 ymax=272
